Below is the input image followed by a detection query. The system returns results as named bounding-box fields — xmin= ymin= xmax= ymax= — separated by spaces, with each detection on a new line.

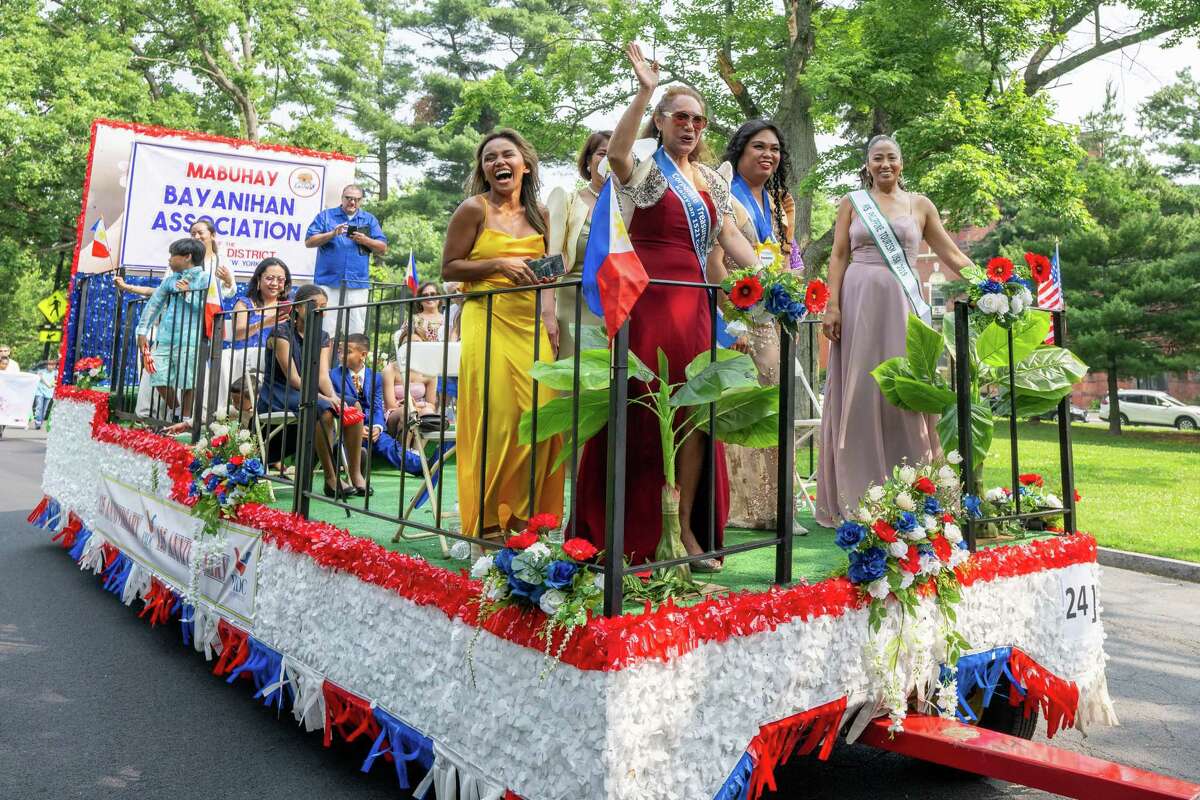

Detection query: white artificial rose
xmin=539 ymin=588 xmax=567 ymax=615
xmin=1020 ymin=286 xmax=1034 ymax=306
xmin=867 ymin=485 xmax=886 ymax=502
xmin=594 ymin=573 xmax=605 ymax=591
xmin=212 ymin=463 xmax=228 ymax=476
xmin=888 ymin=541 xmax=909 ymax=559
xmin=469 ymin=555 xmax=494 ymax=579
xmin=947 ymin=450 xmax=963 ymax=465
xmin=896 ymin=492 xmax=916 ymax=511
xmin=209 ymin=422 xmax=229 ymax=438
xmin=899 ymin=572 xmax=915 ymax=589
xmin=237 ymin=428 xmax=252 ymax=441
xmin=904 ymin=524 xmax=927 ymax=542
xmin=1044 ymin=493 xmax=1063 ymax=509
xmin=919 ymin=553 xmax=942 ymax=576
xmin=986 ymin=487 xmax=1008 ymax=503
xmin=923 ymin=514 xmax=939 ymax=532
xmin=524 ymin=542 xmax=552 ymax=563
xmin=938 ymin=465 xmax=958 ymax=484
xmin=238 ymin=442 xmax=254 ymax=456
xmin=943 ymin=523 xmax=963 ymax=544
xmin=449 ymin=540 xmax=471 ymax=560
xmin=1010 ymin=293 xmax=1027 ymax=315
xmin=867 ymin=578 xmax=891 ymax=600
xmin=949 ymin=547 xmax=970 ymax=568
xmin=213 ymin=408 xmax=228 ymax=422
xmin=857 ymin=506 xmax=874 ymax=523
xmin=978 ymin=293 xmax=1007 ymax=315
xmin=194 ymin=438 xmax=208 ymax=451
xmin=898 ymin=465 xmax=917 ymax=485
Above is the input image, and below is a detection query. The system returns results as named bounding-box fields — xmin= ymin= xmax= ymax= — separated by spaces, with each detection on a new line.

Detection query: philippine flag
xmin=90 ymin=217 xmax=110 ymax=259
xmin=581 ymin=179 xmax=649 ymax=337
xmin=405 ymin=249 xmax=419 ymax=294
xmin=203 ymin=258 xmax=223 ymax=338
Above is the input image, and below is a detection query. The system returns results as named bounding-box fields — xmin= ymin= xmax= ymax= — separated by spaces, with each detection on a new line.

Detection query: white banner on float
xmin=91 ymin=475 xmax=260 ymax=624
xmin=121 ymin=142 xmax=330 ymax=276
xmin=0 ymin=372 xmax=38 ymax=427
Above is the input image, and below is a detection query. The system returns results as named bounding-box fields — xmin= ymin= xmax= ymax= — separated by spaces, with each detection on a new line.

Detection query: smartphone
xmin=529 ymin=254 xmax=566 ymax=281
xmin=345 ymin=224 xmax=360 ymax=236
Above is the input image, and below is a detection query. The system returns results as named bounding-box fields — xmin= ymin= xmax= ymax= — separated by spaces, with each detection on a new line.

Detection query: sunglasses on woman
xmin=667 ymin=111 xmax=708 ymax=130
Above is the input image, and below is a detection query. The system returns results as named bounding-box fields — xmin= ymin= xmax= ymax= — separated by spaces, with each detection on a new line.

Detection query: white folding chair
xmin=392 ymin=342 xmax=460 ymax=552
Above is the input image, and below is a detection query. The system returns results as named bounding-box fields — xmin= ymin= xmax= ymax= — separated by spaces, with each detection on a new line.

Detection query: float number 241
xmin=1064 ymin=583 xmax=1097 ymax=623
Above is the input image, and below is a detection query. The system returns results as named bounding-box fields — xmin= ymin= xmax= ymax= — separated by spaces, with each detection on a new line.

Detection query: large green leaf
xmin=684 ymin=348 xmax=746 ymax=381
xmin=579 ymin=325 xmax=609 ymax=352
xmin=936 ymin=400 xmax=994 ymax=469
xmin=893 ymin=376 xmax=957 ymax=414
xmin=906 ymin=314 xmax=945 ymax=382
xmin=976 ymin=313 xmax=1051 ymax=368
xmin=995 ymin=346 xmax=1089 ymax=398
xmin=530 ymin=349 xmax=612 ymax=391
xmin=670 ymin=351 xmax=759 ymax=407
xmin=697 ymin=386 xmax=781 ymax=447
xmin=994 ymin=385 xmax=1063 ymax=418
xmin=518 ymin=389 xmax=609 ymax=445
xmin=871 ymin=356 xmax=910 ymax=408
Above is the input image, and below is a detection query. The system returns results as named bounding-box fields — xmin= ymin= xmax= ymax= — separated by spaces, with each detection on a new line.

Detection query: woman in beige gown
xmin=815 ymin=135 xmax=973 ymax=526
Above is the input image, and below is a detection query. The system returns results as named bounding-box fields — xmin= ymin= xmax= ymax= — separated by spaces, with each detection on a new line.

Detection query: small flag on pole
xmin=581 ymin=178 xmax=649 ymax=337
xmin=1040 ymin=241 xmax=1065 ymax=344
xmin=405 ymin=250 xmax=419 ymax=294
xmin=203 ymin=258 xmax=223 ymax=338
xmin=90 ymin=217 xmax=110 ymax=259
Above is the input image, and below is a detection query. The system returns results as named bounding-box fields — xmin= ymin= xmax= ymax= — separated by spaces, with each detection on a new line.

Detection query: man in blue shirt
xmin=305 ymin=184 xmax=388 ymax=337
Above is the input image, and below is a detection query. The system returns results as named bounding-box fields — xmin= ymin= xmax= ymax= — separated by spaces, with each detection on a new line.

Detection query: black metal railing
xmin=952 ymin=301 xmax=1077 ymax=550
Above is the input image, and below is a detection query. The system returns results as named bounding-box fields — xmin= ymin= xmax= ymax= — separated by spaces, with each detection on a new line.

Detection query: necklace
xmin=585 ymin=184 xmax=600 ymax=199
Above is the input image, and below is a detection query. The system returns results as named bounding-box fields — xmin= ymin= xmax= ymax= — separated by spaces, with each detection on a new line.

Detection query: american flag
xmin=1040 ymin=242 xmax=1064 ymax=343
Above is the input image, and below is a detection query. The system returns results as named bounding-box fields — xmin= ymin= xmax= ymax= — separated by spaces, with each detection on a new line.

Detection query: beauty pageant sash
xmin=848 ymin=189 xmax=931 ymax=324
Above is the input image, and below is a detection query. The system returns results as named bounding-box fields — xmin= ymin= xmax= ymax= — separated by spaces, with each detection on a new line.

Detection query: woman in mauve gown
xmin=572 ymin=43 xmax=760 ymax=570
xmin=815 ymin=135 xmax=974 ymax=527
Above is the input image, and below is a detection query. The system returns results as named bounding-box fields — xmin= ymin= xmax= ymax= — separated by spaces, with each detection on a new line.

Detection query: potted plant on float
xmin=519 ymin=344 xmax=778 ymax=583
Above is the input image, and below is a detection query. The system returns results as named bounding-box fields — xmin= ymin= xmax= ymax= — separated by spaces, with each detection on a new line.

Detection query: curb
xmin=1098 ymin=547 xmax=1200 ymax=584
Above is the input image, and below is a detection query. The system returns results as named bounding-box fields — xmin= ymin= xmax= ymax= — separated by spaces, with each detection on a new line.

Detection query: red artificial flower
xmin=872 ymin=520 xmax=898 ymax=543
xmin=505 ymin=531 xmax=539 ymax=550
xmin=730 ymin=276 xmax=764 ymax=309
xmin=562 ymin=538 xmax=599 ymax=561
xmin=1024 ymin=252 xmax=1051 ymax=284
xmin=526 ymin=512 xmax=560 ymax=534
xmin=229 ymin=455 xmax=244 ymax=466
xmin=1019 ymin=473 xmax=1044 ymax=487
xmin=1074 ymin=489 xmax=1082 ymax=502
xmin=913 ymin=476 xmax=937 ymax=495
xmin=986 ymin=257 xmax=1014 ymax=283
xmin=931 ymin=535 xmax=952 ymax=563
xmin=942 ymin=513 xmax=955 ymax=523
xmin=211 ymin=435 xmax=229 ymax=448
xmin=804 ymin=279 xmax=830 ymax=314
xmin=900 ymin=546 xmax=921 ymax=574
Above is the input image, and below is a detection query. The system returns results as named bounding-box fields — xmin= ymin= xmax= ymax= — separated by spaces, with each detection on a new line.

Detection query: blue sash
xmin=731 ymin=173 xmax=774 ymax=243
xmin=653 ymin=147 xmax=710 ymax=275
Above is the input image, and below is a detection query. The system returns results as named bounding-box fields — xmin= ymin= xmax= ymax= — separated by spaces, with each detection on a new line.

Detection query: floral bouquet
xmin=964 ymin=473 xmax=1076 ymax=535
xmin=74 ymin=356 xmax=107 ymax=391
xmin=469 ymin=513 xmax=603 ymax=672
xmin=187 ymin=411 xmax=271 ymax=536
xmin=961 ymin=253 xmax=1049 ymax=328
xmin=722 ymin=258 xmax=829 ymax=335
xmin=837 ymin=455 xmax=971 ymax=630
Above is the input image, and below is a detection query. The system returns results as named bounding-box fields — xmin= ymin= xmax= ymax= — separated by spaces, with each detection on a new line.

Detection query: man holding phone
xmin=305 ymin=184 xmax=388 ymax=337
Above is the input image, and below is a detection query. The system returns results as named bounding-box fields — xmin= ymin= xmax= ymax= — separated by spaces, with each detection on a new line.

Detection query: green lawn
xmin=981 ymin=421 xmax=1200 ymax=562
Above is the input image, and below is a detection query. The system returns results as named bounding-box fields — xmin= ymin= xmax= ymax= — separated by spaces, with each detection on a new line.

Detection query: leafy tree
xmin=1139 ymin=68 xmax=1200 ymax=178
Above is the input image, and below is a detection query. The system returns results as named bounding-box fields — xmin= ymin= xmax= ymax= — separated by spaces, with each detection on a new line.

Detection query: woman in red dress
xmin=572 ymin=43 xmax=760 ymax=571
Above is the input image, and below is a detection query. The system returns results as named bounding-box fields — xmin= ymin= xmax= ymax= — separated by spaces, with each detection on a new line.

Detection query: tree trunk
xmin=1107 ymin=353 xmax=1121 ymax=435
xmin=377 ymin=138 xmax=389 ymax=201
xmin=777 ymin=0 xmax=818 ymax=247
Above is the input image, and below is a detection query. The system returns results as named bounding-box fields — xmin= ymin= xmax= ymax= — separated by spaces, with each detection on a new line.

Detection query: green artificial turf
xmin=981 ymin=421 xmax=1200 ymax=563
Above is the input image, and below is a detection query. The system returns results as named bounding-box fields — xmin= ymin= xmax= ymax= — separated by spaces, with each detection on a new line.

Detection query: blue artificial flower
xmin=764 ymin=283 xmax=792 ymax=316
xmin=544 ymin=560 xmax=578 ymax=589
xmin=244 ymin=458 xmax=265 ymax=478
xmin=226 ymin=468 xmax=247 ymax=486
xmin=835 ymin=521 xmax=867 ymax=551
xmin=204 ymin=474 xmax=221 ymax=492
xmin=189 ymin=458 xmax=202 ymax=472
xmin=923 ymin=496 xmax=941 ymax=516
xmin=963 ymin=494 xmax=982 ymax=519
xmin=980 ymin=279 xmax=1005 ymax=294
xmin=1018 ymin=486 xmax=1029 ymax=496
xmin=493 ymin=549 xmax=516 ymax=576
xmin=895 ymin=511 xmax=918 ymax=533
xmin=507 ymin=574 xmax=539 ymax=600
xmin=1009 ymin=276 xmax=1034 ymax=291
xmin=786 ymin=296 xmax=808 ymax=322
xmin=958 ymin=539 xmax=970 ymax=550
xmin=847 ymin=547 xmax=887 ymax=584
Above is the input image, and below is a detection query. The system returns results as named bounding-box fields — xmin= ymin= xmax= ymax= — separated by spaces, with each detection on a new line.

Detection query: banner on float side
xmin=74 ymin=120 xmax=356 ymax=280
xmin=0 ymin=373 xmax=39 ymax=427
xmin=91 ymin=474 xmax=260 ymax=624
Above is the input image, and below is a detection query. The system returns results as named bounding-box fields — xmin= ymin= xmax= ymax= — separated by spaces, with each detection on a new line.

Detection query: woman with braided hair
xmin=710 ymin=119 xmax=799 ymax=529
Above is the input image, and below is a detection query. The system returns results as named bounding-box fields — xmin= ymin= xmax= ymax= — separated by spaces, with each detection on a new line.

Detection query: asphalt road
xmin=2 ymin=427 xmax=1197 ymax=800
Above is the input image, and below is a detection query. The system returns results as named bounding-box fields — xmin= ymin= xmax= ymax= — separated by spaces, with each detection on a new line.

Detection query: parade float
xmin=31 ymin=119 xmax=1200 ymax=800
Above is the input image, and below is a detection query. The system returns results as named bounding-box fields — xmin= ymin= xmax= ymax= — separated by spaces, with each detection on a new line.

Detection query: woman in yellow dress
xmin=442 ymin=129 xmax=565 ymax=538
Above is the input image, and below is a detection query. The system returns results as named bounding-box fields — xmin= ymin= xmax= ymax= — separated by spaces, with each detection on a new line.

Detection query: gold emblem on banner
xmin=755 ymin=241 xmax=782 ymax=268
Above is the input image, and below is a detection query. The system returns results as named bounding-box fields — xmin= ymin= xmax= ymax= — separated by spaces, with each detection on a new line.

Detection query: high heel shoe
xmin=354 ymin=485 xmax=374 ymax=497
xmin=323 ymin=482 xmax=351 ymax=500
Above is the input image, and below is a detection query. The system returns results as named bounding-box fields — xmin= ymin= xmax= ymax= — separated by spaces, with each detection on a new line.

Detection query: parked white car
xmin=1099 ymin=389 xmax=1200 ymax=430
